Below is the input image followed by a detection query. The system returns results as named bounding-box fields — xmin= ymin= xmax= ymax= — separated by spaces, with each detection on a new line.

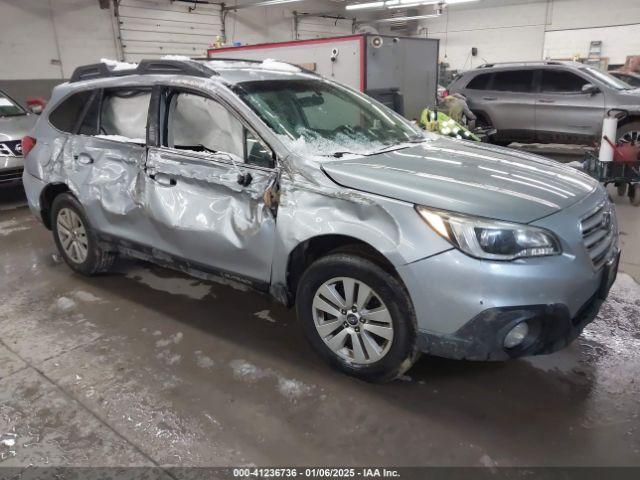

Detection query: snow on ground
xmin=0 ymin=219 xmax=30 ymax=237
xmin=229 ymin=359 xmax=313 ymax=402
xmin=55 ymin=297 xmax=77 ymax=312
xmin=254 ymin=310 xmax=277 ymax=324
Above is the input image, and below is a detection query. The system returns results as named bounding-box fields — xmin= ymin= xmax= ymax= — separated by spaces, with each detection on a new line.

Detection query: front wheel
xmin=296 ymin=253 xmax=418 ymax=383
xmin=617 ymin=183 xmax=628 ymax=197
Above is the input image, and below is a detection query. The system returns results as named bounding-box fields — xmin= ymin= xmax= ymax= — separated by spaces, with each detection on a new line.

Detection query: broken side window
xmin=78 ymin=91 xmax=101 ymax=136
xmin=100 ymin=89 xmax=151 ymax=141
xmin=167 ymin=93 xmax=244 ymax=161
xmin=49 ymin=90 xmax=94 ymax=133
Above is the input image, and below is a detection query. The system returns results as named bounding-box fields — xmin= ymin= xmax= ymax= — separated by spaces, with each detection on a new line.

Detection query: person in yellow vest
xmin=420 ymin=108 xmax=481 ymax=142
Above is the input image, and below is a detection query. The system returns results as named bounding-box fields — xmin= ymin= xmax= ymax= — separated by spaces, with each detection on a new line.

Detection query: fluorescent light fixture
xmin=346 ymin=1 xmax=385 ymax=9
xmin=373 ymin=13 xmax=440 ymax=22
xmin=223 ymin=0 xmax=305 ymax=10
xmin=345 ymin=0 xmax=479 ymax=10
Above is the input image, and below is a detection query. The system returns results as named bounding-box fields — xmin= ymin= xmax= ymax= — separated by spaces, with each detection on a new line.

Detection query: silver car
xmin=449 ymin=61 xmax=640 ymax=145
xmin=1 ymin=89 xmax=37 ymax=186
xmin=23 ymin=58 xmax=620 ymax=382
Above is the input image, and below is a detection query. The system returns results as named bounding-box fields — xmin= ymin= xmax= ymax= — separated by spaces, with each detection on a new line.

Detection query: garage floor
xmin=1 ymin=179 xmax=639 ymax=469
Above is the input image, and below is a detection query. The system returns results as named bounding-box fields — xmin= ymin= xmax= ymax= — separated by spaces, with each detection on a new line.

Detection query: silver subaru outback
xmin=22 ymin=58 xmax=620 ymax=382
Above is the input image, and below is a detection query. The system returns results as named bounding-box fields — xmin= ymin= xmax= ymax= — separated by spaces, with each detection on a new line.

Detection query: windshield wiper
xmin=331 ymin=151 xmax=357 ymax=158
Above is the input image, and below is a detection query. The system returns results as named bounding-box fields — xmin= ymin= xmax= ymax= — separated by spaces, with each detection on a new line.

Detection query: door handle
xmin=539 ymin=99 xmax=555 ymax=104
xmin=73 ymin=153 xmax=94 ymax=165
xmin=483 ymin=97 xmax=498 ymax=101
xmin=150 ymin=174 xmax=177 ymax=187
xmin=237 ymin=172 xmax=253 ymax=187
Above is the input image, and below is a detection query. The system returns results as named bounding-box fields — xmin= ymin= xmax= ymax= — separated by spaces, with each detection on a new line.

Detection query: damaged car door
xmin=144 ymin=88 xmax=278 ymax=284
xmin=59 ymin=88 xmax=150 ymax=242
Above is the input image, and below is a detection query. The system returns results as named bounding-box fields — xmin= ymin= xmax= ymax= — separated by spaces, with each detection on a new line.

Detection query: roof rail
xmin=477 ymin=60 xmax=567 ymax=69
xmin=202 ymin=57 xmax=317 ymax=75
xmin=69 ymin=59 xmax=218 ymax=83
xmin=205 ymin=57 xmax=264 ymax=64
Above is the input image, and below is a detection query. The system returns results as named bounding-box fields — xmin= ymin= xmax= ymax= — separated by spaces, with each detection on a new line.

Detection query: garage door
xmin=296 ymin=16 xmax=354 ymax=40
xmin=116 ymin=0 xmax=223 ymax=61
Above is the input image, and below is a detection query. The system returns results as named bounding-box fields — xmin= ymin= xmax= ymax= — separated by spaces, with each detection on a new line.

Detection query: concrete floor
xmin=0 ymin=178 xmax=639 ymax=469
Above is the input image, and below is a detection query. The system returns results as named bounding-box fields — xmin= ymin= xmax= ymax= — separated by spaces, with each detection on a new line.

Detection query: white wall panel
xmin=0 ymin=0 xmax=117 ymax=80
xmin=414 ymin=0 xmax=640 ymax=72
xmin=117 ymin=0 xmax=222 ymax=60
xmin=547 ymin=0 xmax=640 ymax=30
xmin=418 ymin=0 xmax=548 ymax=70
xmin=296 ymin=17 xmax=354 ymax=40
xmin=544 ymin=24 xmax=640 ymax=64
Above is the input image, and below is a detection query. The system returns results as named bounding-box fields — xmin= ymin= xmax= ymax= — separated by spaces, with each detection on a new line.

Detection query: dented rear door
xmin=64 ymin=136 xmax=148 ymax=243
xmin=61 ymin=87 xmax=152 ymax=243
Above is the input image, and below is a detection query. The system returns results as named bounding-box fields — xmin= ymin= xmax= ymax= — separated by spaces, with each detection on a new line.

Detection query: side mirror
xmin=26 ymin=97 xmax=47 ymax=115
xmin=28 ymin=104 xmax=43 ymax=115
xmin=582 ymin=83 xmax=600 ymax=95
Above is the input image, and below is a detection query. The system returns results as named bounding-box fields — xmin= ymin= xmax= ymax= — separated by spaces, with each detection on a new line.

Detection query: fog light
xmin=504 ymin=322 xmax=529 ymax=349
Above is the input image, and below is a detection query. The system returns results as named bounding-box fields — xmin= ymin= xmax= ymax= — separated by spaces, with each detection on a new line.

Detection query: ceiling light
xmin=373 ymin=13 xmax=440 ymax=22
xmin=223 ymin=0 xmax=304 ymax=11
xmin=346 ymin=1 xmax=386 ymax=9
xmin=344 ymin=0 xmax=479 ymax=10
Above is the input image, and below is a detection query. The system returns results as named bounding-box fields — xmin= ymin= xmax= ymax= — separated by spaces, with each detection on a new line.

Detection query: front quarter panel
xmin=271 ymin=167 xmax=454 ymax=290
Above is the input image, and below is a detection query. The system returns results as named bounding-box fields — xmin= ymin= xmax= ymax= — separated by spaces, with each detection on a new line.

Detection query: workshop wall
xmin=419 ymin=0 xmax=640 ymax=71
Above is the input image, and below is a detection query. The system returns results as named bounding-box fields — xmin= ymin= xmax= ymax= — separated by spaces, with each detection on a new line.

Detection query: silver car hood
xmin=321 ymin=137 xmax=598 ymax=223
xmin=0 ymin=114 xmax=37 ymax=141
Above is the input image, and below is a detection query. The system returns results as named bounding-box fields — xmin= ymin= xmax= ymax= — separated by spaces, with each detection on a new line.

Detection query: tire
xmin=296 ymin=252 xmax=419 ymax=383
xmin=630 ymin=184 xmax=640 ymax=207
xmin=51 ymin=193 xmax=116 ymax=275
xmin=617 ymin=120 xmax=640 ymax=144
xmin=616 ymin=183 xmax=628 ymax=197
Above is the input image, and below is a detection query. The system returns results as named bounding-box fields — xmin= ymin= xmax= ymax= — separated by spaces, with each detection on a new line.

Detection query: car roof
xmin=465 ymin=60 xmax=586 ymax=74
xmin=68 ymin=58 xmax=319 ymax=88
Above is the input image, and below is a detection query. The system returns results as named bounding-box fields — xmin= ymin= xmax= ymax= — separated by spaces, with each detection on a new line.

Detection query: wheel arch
xmin=617 ymin=114 xmax=640 ymax=129
xmin=282 ymin=234 xmax=402 ymax=307
xmin=39 ymin=183 xmax=72 ymax=229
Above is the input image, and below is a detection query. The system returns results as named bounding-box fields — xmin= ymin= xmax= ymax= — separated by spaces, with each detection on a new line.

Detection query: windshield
xmin=234 ymin=79 xmax=424 ymax=157
xmin=0 ymin=91 xmax=26 ymax=117
xmin=581 ymin=67 xmax=633 ymax=90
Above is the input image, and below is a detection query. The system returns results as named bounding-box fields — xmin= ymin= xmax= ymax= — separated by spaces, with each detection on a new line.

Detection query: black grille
xmin=0 ymin=140 xmax=23 ymax=157
xmin=0 ymin=168 xmax=23 ymax=184
xmin=581 ymin=203 xmax=615 ymax=271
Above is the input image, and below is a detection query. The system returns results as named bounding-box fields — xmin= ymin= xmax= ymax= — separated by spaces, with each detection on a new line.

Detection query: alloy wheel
xmin=312 ymin=277 xmax=394 ymax=365
xmin=57 ymin=208 xmax=89 ymax=264
xmin=620 ymin=130 xmax=640 ymax=144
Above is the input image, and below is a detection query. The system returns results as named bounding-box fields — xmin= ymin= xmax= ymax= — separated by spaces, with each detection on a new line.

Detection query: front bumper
xmin=406 ymin=246 xmax=619 ymax=361
xmin=416 ymin=290 xmax=605 ymax=361
xmin=0 ymin=156 xmax=24 ymax=185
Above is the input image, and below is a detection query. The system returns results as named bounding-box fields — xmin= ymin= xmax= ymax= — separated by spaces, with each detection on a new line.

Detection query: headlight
xmin=416 ymin=206 xmax=561 ymax=261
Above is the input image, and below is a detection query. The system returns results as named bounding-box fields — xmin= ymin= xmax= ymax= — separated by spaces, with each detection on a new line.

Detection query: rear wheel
xmin=617 ymin=121 xmax=640 ymax=144
xmin=51 ymin=193 xmax=116 ymax=275
xmin=617 ymin=183 xmax=628 ymax=197
xmin=630 ymin=184 xmax=640 ymax=207
xmin=296 ymin=252 xmax=418 ymax=383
